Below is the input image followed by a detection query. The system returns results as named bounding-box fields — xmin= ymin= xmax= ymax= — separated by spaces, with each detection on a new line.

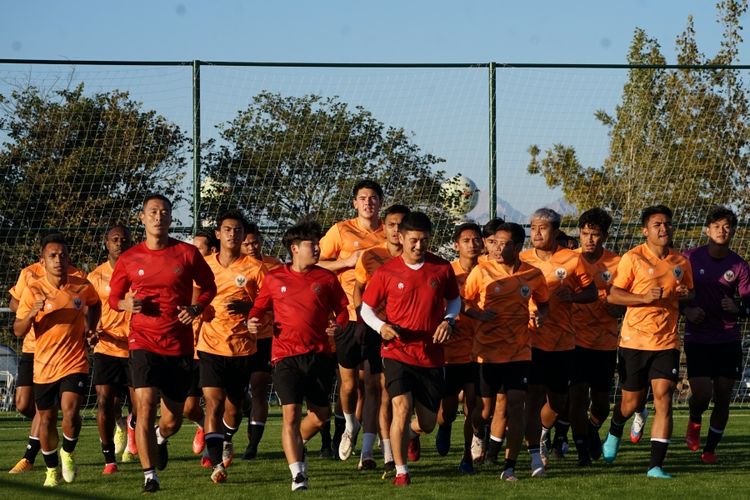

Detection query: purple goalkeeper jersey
xmin=683 ymin=245 xmax=750 ymax=344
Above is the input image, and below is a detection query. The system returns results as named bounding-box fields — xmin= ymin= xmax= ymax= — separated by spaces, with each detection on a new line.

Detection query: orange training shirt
xmin=572 ymin=248 xmax=621 ymax=351
xmin=442 ymin=259 xmax=478 ymax=364
xmin=89 ymin=261 xmax=131 ymax=358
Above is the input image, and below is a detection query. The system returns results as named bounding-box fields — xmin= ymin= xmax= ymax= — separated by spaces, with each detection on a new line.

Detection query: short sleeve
xmin=319 ymin=224 xmax=342 ymax=260
xmin=612 ymin=252 xmax=635 ymax=290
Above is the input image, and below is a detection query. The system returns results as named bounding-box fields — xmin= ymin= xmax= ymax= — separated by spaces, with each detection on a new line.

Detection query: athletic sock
xmin=223 ymin=419 xmax=238 ymax=442
xmin=395 ymin=464 xmax=408 ymax=475
xmin=382 ymin=438 xmax=394 ymax=463
xmin=648 ymin=439 xmax=669 ymax=469
xmin=101 ymin=442 xmax=116 ymax=464
xmin=573 ymin=434 xmax=589 ymax=460
xmin=608 ymin=419 xmax=625 ymax=439
xmin=689 ymin=414 xmax=702 ymax=425
xmin=205 ymin=432 xmax=224 ymax=466
xmin=128 ymin=414 xmax=137 ymax=430
xmin=486 ymin=435 xmax=503 ymax=461
xmin=62 ymin=434 xmax=78 ymax=453
xmin=249 ymin=422 xmax=266 ymax=449
xmin=24 ymin=436 xmax=41 ymax=463
xmin=289 ymin=461 xmax=304 ymax=479
xmin=319 ymin=419 xmax=332 ymax=450
xmin=333 ymin=415 xmax=345 ymax=444
xmin=554 ymin=420 xmax=570 ymax=441
xmin=155 ymin=426 xmax=167 ymax=445
xmin=42 ymin=449 xmax=59 ymax=468
xmin=704 ymin=426 xmax=724 ymax=453
xmin=343 ymin=413 xmax=357 ymax=432
xmin=503 ymin=458 xmax=517 ymax=471
xmin=361 ymin=432 xmax=376 ymax=458
xmin=143 ymin=467 xmax=157 ymax=483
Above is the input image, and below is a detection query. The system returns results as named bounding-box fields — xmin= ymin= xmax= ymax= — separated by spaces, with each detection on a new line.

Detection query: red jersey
xmin=362 ymin=253 xmax=460 ymax=368
xmin=109 ymin=238 xmax=217 ymax=356
xmin=248 ymin=264 xmax=349 ymax=363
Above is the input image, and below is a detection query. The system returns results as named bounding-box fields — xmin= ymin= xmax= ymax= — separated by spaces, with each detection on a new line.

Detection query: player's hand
xmin=675 ymin=283 xmax=690 ymax=298
xmin=177 ymin=305 xmax=197 ymax=324
xmin=122 ymin=289 xmax=142 ymax=313
xmin=227 ymin=299 xmax=252 ymax=316
xmin=433 ymin=321 xmax=452 ymax=344
xmin=554 ymin=286 xmax=574 ymax=302
xmin=247 ymin=317 xmax=260 ymax=334
xmin=641 ymin=287 xmax=663 ymax=304
xmin=30 ymin=291 xmax=45 ymax=315
xmin=380 ymin=324 xmax=400 ymax=341
xmin=86 ymin=329 xmax=99 ymax=348
xmin=721 ymin=295 xmax=739 ymax=314
xmin=683 ymin=306 xmax=705 ymax=324
xmin=326 ymin=319 xmax=343 ymax=337
xmin=531 ymin=311 xmax=546 ymax=329
xmin=343 ymin=250 xmax=363 ymax=268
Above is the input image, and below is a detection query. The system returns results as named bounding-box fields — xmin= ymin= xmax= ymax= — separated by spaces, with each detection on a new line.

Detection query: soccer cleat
xmin=407 ymin=435 xmax=421 ymax=462
xmin=126 ymin=414 xmax=138 ymax=455
xmin=318 ymin=446 xmax=334 ymax=459
xmin=201 ymin=448 xmax=212 ymax=468
xmin=530 ymin=457 xmax=546 ymax=478
xmin=646 ymin=466 xmax=673 ymax=479
xmin=291 ymin=472 xmax=308 ymax=491
xmin=700 ymin=451 xmax=718 ymax=465
xmin=358 ymin=457 xmax=377 ymax=471
xmin=156 ymin=440 xmax=169 ymax=471
xmin=193 ymin=427 xmax=206 ymax=455
xmin=211 ymin=464 xmax=227 ymax=484
xmin=60 ymin=449 xmax=77 ymax=483
xmin=630 ymin=408 xmax=649 ymax=444
xmin=143 ymin=478 xmax=161 ymax=493
xmin=470 ymin=434 xmax=485 ymax=463
xmin=382 ymin=461 xmax=396 ymax=479
xmin=500 ymin=468 xmax=518 ymax=482
xmin=338 ymin=421 xmax=361 ymax=461
xmin=102 ymin=463 xmax=118 ymax=475
xmin=588 ymin=426 xmax=603 ymax=460
xmin=222 ymin=441 xmax=234 ymax=468
xmin=435 ymin=425 xmax=451 ymax=456
xmin=392 ymin=472 xmax=411 ymax=487
xmin=602 ymin=433 xmax=621 ymax=464
xmin=43 ymin=467 xmax=60 ymax=487
xmin=458 ymin=459 xmax=476 ymax=475
xmin=685 ymin=421 xmax=702 ymax=452
xmin=114 ymin=423 xmax=127 ymax=456
xmin=243 ymin=443 xmax=258 ymax=460
xmin=121 ymin=450 xmax=136 ymax=463
xmin=577 ymin=456 xmax=592 ymax=467
xmin=8 ymin=457 xmax=33 ymax=474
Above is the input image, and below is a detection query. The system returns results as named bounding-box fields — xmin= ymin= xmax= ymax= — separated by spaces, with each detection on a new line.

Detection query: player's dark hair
xmin=194 ymin=229 xmax=219 ymax=252
xmin=399 ymin=212 xmax=432 ymax=233
xmin=105 ymin=224 xmax=131 ymax=239
xmin=705 ymin=206 xmax=737 ymax=228
xmin=40 ymin=233 xmax=68 ymax=253
xmin=640 ymin=205 xmax=672 ymax=227
xmin=495 ymin=222 xmax=526 ymax=246
xmin=352 ymin=179 xmax=384 ymax=200
xmin=482 ymin=218 xmax=506 ymax=238
xmin=245 ymin=221 xmax=261 ymax=238
xmin=283 ymin=220 xmax=323 ymax=254
xmin=142 ymin=193 xmax=172 ymax=211
xmin=453 ymin=222 xmax=482 ymax=242
xmin=216 ymin=209 xmax=250 ymax=233
xmin=578 ymin=207 xmax=613 ymax=234
xmin=383 ymin=204 xmax=410 ymax=218
xmin=530 ymin=208 xmax=561 ymax=230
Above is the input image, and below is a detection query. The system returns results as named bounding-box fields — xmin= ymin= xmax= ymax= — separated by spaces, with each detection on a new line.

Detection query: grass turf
xmin=1 ymin=409 xmax=749 ymax=499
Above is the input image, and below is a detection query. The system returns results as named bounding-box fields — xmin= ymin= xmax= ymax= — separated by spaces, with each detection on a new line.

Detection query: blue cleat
xmin=602 ymin=433 xmax=621 ymax=464
xmin=458 ymin=459 xmax=476 ymax=475
xmin=647 ymin=466 xmax=673 ymax=479
xmin=436 ymin=425 xmax=452 ymax=456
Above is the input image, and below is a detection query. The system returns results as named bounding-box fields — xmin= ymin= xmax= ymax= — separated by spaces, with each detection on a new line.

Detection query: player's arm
xmin=433 ymin=295 xmax=461 ymax=344
xmin=86 ymin=300 xmax=102 ymax=347
xmin=191 ymin=250 xmax=218 ymax=313
xmin=246 ymin=278 xmax=273 ymax=335
xmin=533 ymin=301 xmax=550 ymax=328
xmin=317 ymin=224 xmax=361 ymax=272
xmin=13 ymin=289 xmax=44 ymax=337
xmin=352 ymin=280 xmax=365 ymax=309
xmin=608 ymin=285 xmax=662 ymax=306
xmin=9 ymin=296 xmax=19 ymax=312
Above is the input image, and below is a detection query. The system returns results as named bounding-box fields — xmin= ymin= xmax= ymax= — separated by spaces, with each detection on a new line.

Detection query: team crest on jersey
xmin=699 ymin=268 xmax=705 ymax=275
xmin=724 ymin=270 xmax=736 ymax=282
xmin=138 ymin=269 xmax=144 ymax=276
xmin=174 ymin=267 xmax=183 ymax=275
xmin=520 ymin=285 xmax=531 ymax=298
xmin=353 ymin=241 xmax=360 ymax=248
xmin=429 ymin=279 xmax=438 ymax=289
xmin=105 ymin=285 xmax=111 ymax=292
xmin=280 ymin=286 xmax=287 ymax=293
xmin=73 ymin=297 xmax=82 ymax=310
xmin=311 ymin=283 xmax=322 ymax=295
xmin=601 ymin=271 xmax=612 ymax=282
xmin=494 ymin=285 xmax=502 ymax=293
xmin=45 ymin=303 xmax=53 ymax=310
xmin=397 ymin=282 xmax=405 ymax=290
xmin=647 ymin=268 xmax=654 ymax=275
xmin=673 ymin=267 xmax=683 ymax=281
xmin=235 ymin=274 xmax=247 ymax=288
xmin=555 ymin=268 xmax=567 ymax=281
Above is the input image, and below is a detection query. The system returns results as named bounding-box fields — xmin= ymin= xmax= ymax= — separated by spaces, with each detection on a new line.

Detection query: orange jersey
xmin=354 ymin=243 xmax=394 ymax=285
xmin=465 ymin=260 xmax=549 ymax=363
xmin=572 ymin=249 xmax=621 ymax=350
xmin=16 ymin=275 xmax=99 ymax=384
xmin=613 ymin=244 xmax=693 ymax=351
xmin=88 ymin=262 xmax=131 ymax=358
xmin=442 ymin=259 xmax=479 ymax=364
xmin=257 ymin=255 xmax=283 ymax=340
xmin=520 ymin=247 xmax=593 ymax=352
xmin=9 ymin=263 xmax=85 ymax=354
xmin=320 ymin=218 xmax=386 ymax=320
xmin=197 ymin=254 xmax=266 ymax=357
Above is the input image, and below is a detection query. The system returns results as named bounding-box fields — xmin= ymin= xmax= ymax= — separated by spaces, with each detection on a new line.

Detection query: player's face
xmin=706 ymin=218 xmax=734 ymax=246
xmin=530 ymin=219 xmax=557 ymax=250
xmin=454 ymin=229 xmax=483 ymax=260
xmin=241 ymin=233 xmax=262 ymax=258
xmin=216 ymin=219 xmax=245 ymax=253
xmin=579 ymin=225 xmax=606 ymax=255
xmin=140 ymin=199 xmax=172 ymax=238
xmin=192 ymin=236 xmax=213 ymax=256
xmin=353 ymin=188 xmax=382 ymax=221
xmin=105 ymin=227 xmax=131 ymax=260
xmin=485 ymin=230 xmax=519 ymax=263
xmin=41 ymin=243 xmax=68 ymax=278
xmin=399 ymin=230 xmax=430 ymax=264
xmin=384 ymin=213 xmax=406 ymax=245
xmin=292 ymin=239 xmax=320 ymax=267
xmin=642 ymin=213 xmax=673 ymax=248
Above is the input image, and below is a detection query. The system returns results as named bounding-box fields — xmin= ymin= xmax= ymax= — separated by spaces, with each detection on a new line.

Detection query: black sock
xmin=102 ymin=442 xmax=116 ymax=464
xmin=223 ymin=420 xmax=238 ymax=442
xmin=689 ymin=414 xmax=703 ymax=425
xmin=206 ymin=433 xmax=224 ymax=467
xmin=332 ymin=416 xmax=345 ymax=446
xmin=704 ymin=427 xmax=723 ymax=453
xmin=648 ymin=440 xmax=669 ymax=469
xmin=319 ymin=420 xmax=332 ymax=449
xmin=486 ymin=437 xmax=503 ymax=460
xmin=129 ymin=415 xmax=137 ymax=430
xmin=62 ymin=435 xmax=77 ymax=453
xmin=573 ymin=434 xmax=589 ymax=460
xmin=608 ymin=419 xmax=625 ymax=439
xmin=42 ymin=450 xmax=59 ymax=468
xmin=248 ymin=423 xmax=266 ymax=449
xmin=503 ymin=458 xmax=516 ymax=471
xmin=24 ymin=436 xmax=41 ymax=463
xmin=554 ymin=420 xmax=570 ymax=442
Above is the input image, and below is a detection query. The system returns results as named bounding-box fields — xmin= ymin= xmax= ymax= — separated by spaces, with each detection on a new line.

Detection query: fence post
xmin=192 ymin=60 xmax=201 ymax=234
xmin=488 ymin=62 xmax=497 ymax=219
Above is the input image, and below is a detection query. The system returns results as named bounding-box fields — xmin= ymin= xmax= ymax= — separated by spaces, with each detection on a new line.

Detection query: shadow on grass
xmin=0 ymin=476 xmax=110 ymax=499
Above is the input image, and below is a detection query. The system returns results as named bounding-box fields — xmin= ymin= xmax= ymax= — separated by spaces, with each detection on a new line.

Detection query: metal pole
xmin=192 ymin=60 xmax=201 ymax=234
xmin=489 ymin=62 xmax=497 ymax=219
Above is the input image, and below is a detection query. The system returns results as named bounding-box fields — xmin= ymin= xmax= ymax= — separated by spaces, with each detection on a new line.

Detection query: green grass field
xmin=1 ymin=409 xmax=749 ymax=499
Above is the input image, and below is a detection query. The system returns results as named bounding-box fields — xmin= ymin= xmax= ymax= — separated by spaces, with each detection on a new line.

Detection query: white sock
xmin=289 ymin=461 xmax=304 ymax=478
xmin=395 ymin=464 xmax=409 ymax=475
xmin=155 ymin=427 xmax=167 ymax=445
xmin=361 ymin=432 xmax=376 ymax=457
xmin=144 ymin=469 xmax=158 ymax=482
xmin=490 ymin=434 xmax=503 ymax=443
xmin=382 ymin=438 xmax=394 ymax=463
xmin=344 ymin=413 xmax=357 ymax=432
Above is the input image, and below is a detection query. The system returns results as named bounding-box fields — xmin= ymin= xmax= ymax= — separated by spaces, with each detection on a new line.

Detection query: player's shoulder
xmin=310 ymin=264 xmax=340 ymax=283
xmin=553 ymin=246 xmax=581 ymax=264
xmin=89 ymin=261 xmax=110 ymax=277
xmin=519 ymin=260 xmax=544 ymax=276
xmin=425 ymin=252 xmax=451 ymax=267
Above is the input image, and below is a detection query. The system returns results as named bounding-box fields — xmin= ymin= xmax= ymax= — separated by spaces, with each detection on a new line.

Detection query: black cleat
xmin=242 ymin=444 xmax=257 ymax=460
xmin=318 ymin=446 xmax=334 ymax=459
xmin=143 ymin=478 xmax=160 ymax=493
xmin=156 ymin=441 xmax=169 ymax=471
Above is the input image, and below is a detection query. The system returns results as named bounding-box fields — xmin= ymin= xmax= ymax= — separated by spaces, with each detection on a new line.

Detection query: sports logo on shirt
xmin=280 ymin=286 xmax=287 ymax=293
xmin=724 ymin=270 xmax=736 ymax=283
xmin=235 ymin=275 xmax=247 ymax=287
xmin=555 ymin=268 xmax=567 ymax=281
xmin=601 ymin=271 xmax=612 ymax=282
xmin=430 ymin=279 xmax=438 ymax=289
xmin=138 ymin=269 xmax=145 ymax=276
xmin=73 ymin=297 xmax=82 ymax=310
xmin=520 ymin=285 xmax=531 ymax=298
xmin=105 ymin=285 xmax=111 ymax=292
xmin=311 ymin=283 xmax=322 ymax=295
xmin=397 ymin=282 xmax=405 ymax=290
xmin=353 ymin=241 xmax=360 ymax=248
xmin=648 ymin=268 xmax=654 ymax=275
xmin=673 ymin=267 xmax=683 ymax=281
xmin=174 ymin=267 xmax=183 ymax=275
xmin=699 ymin=268 xmax=705 ymax=275
xmin=494 ymin=285 xmax=502 ymax=293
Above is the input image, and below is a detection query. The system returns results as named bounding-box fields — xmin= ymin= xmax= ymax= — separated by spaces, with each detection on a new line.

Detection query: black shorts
xmin=444 ymin=362 xmax=477 ymax=396
xmin=34 ymin=373 xmax=87 ymax=411
xmin=383 ymin=358 xmax=444 ymax=413
xmin=477 ymin=361 xmax=530 ymax=397
xmin=362 ymin=326 xmax=383 ymax=374
xmin=16 ymin=352 xmax=34 ymax=387
xmin=571 ymin=346 xmax=616 ymax=392
xmin=335 ymin=322 xmax=365 ymax=369
xmin=129 ymin=350 xmax=193 ymax=403
xmin=685 ymin=341 xmax=743 ymax=380
xmin=199 ymin=351 xmax=252 ymax=401
xmin=187 ymin=359 xmax=201 ymax=398
xmin=272 ymin=353 xmax=336 ymax=407
xmin=618 ymin=347 xmax=680 ymax=391
xmin=93 ymin=353 xmax=131 ymax=388
xmin=248 ymin=337 xmax=272 ymax=374
xmin=529 ymin=348 xmax=573 ymax=394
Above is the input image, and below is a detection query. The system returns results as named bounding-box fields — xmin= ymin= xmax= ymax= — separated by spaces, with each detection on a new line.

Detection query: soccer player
xmin=435 ymin=222 xmax=483 ymax=474
xmin=14 ymin=234 xmax=101 ymax=487
xmin=351 ymin=204 xmax=410 ymax=473
xmin=567 ymin=208 xmax=622 ymax=466
xmin=7 ymin=255 xmax=85 ymax=474
xmin=89 ymin=225 xmax=135 ymax=474
xmin=109 ymin=194 xmax=217 ymax=493
xmin=360 ymin=212 xmax=460 ymax=486
xmin=240 ymin=223 xmax=283 ymax=460
xmin=193 ymin=229 xmax=219 ymax=257
xmin=197 ymin=210 xmax=266 ymax=483
xmin=520 ymin=208 xmax=596 ymax=476
xmin=318 ymin=179 xmax=386 ymax=460
xmin=601 ymin=205 xmax=693 ymax=478
xmin=465 ymin=221 xmax=549 ymax=481
xmin=681 ymin=206 xmax=750 ymax=464
xmin=247 ymin=220 xmax=349 ymax=491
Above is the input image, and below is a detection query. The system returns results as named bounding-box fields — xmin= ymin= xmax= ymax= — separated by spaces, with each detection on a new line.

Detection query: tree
xmin=527 ymin=0 xmax=750 ymax=239
xmin=201 ymin=92 xmax=454 ymax=250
